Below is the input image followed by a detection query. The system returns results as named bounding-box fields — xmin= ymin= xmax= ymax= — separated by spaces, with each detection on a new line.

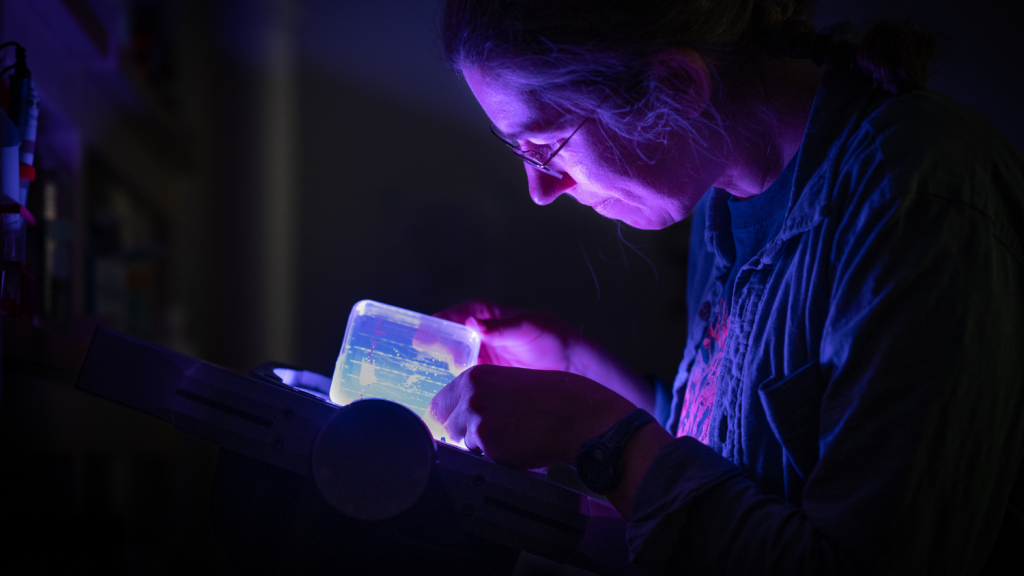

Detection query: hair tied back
xmin=809 ymin=20 xmax=936 ymax=95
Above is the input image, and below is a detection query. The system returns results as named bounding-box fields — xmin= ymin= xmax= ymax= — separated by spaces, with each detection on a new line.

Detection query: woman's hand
xmin=435 ymin=300 xmax=655 ymax=412
xmin=434 ymin=300 xmax=579 ymax=371
xmin=427 ymin=363 xmax=673 ymax=519
xmin=426 ymin=364 xmax=636 ymax=470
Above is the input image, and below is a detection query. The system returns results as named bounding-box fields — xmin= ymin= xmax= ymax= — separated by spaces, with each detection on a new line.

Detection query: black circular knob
xmin=312 ymin=399 xmax=435 ymax=521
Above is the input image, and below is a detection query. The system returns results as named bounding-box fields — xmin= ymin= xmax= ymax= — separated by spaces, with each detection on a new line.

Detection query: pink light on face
xmin=463 ymin=66 xmax=729 ymax=230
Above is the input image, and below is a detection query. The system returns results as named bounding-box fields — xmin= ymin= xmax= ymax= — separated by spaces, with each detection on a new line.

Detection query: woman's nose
xmin=526 ymin=167 xmax=576 ymax=205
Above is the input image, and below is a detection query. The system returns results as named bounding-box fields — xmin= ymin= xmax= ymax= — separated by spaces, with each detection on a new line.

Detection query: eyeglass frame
xmin=489 ymin=116 xmax=591 ymax=180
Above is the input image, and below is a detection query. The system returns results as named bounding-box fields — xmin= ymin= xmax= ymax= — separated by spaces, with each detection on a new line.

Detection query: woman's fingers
xmin=426 ymin=365 xmax=636 ymax=469
xmin=427 ymin=372 xmax=479 ymax=448
xmin=434 ymin=299 xmax=511 ymax=324
xmin=435 ymin=300 xmax=584 ymax=372
xmin=427 ymin=378 xmax=459 ymax=428
xmin=471 ymin=315 xmax=544 ymax=345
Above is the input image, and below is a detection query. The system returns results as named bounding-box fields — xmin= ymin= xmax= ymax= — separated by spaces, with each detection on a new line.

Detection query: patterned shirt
xmin=676 ymin=157 xmax=793 ymax=444
xmin=631 ymin=64 xmax=1024 ymax=575
xmin=675 ymin=298 xmax=728 ymax=443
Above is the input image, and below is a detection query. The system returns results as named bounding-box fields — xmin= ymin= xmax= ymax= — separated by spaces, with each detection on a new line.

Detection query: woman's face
xmin=464 ymin=66 xmax=729 ymax=230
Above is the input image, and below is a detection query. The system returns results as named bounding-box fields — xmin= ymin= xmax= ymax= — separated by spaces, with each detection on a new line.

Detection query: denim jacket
xmin=629 ymin=67 xmax=1024 ymax=574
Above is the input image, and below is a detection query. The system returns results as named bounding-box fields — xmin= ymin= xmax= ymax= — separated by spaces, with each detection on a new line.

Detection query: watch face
xmin=577 ymin=445 xmax=616 ymax=494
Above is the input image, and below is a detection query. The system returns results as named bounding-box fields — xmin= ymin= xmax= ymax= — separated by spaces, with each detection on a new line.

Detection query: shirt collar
xmin=781 ymin=67 xmax=883 ymax=239
xmin=704 ymin=66 xmax=886 ymax=254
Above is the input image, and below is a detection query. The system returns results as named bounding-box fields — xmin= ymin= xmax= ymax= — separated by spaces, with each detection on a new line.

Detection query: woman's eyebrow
xmin=504 ymin=116 xmax=565 ymax=142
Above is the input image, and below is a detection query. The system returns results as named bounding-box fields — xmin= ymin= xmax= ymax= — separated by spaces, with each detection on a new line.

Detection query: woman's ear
xmin=650 ymin=48 xmax=712 ymax=118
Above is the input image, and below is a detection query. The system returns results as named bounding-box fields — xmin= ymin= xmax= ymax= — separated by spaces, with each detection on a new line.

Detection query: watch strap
xmin=575 ymin=408 xmax=656 ymax=495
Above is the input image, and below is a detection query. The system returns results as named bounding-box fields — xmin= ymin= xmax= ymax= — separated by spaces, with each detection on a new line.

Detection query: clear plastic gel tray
xmin=330 ymin=300 xmax=480 ymax=426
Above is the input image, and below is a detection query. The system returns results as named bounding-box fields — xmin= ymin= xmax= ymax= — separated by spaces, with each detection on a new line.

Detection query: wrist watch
xmin=575 ymin=408 xmax=656 ymax=495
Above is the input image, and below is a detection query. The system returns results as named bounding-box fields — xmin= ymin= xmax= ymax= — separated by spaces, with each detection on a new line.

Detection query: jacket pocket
xmin=757 ymin=361 xmax=826 ymax=479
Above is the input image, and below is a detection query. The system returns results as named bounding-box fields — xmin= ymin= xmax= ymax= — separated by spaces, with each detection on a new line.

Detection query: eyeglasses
xmin=489 ymin=117 xmax=590 ymax=180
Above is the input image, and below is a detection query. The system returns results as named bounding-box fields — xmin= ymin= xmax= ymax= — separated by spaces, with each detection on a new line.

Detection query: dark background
xmin=182 ymin=0 xmax=690 ymax=384
xmin=1 ymin=0 xmax=1021 ymax=573
xmin=181 ymin=0 xmax=1024 ymax=382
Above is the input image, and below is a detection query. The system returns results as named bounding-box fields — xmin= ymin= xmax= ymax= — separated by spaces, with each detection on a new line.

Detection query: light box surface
xmin=330 ymin=300 xmax=481 ymax=423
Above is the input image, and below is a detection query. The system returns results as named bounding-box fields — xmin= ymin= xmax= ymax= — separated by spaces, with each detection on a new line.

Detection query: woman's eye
xmin=525 ymin=138 xmax=561 ymax=151
xmin=522 ymin=141 xmax=553 ymax=154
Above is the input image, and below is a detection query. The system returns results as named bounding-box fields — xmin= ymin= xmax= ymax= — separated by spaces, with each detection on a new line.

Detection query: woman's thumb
xmin=467 ymin=315 xmax=539 ymax=345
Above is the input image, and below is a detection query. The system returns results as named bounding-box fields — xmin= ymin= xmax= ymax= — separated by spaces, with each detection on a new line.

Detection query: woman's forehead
xmin=463 ymin=65 xmax=562 ymax=139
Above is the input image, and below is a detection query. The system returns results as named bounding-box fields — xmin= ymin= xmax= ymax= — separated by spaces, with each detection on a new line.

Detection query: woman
xmin=426 ymin=1 xmax=1024 ymax=573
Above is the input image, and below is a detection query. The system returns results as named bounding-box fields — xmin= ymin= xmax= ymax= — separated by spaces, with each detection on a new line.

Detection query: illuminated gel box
xmin=330 ymin=300 xmax=480 ymax=427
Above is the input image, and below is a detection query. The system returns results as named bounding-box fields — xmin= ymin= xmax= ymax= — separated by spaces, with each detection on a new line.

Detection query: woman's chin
xmin=596 ymin=202 xmax=674 ymax=230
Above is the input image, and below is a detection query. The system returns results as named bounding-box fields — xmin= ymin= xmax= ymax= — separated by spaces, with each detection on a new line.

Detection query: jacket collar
xmin=704 ymin=67 xmax=888 ymax=259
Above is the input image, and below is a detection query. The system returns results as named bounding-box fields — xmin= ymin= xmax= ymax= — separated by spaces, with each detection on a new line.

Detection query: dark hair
xmin=855 ymin=20 xmax=936 ymax=95
xmin=441 ymin=0 xmax=935 ymax=149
